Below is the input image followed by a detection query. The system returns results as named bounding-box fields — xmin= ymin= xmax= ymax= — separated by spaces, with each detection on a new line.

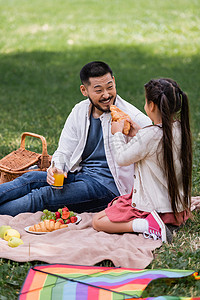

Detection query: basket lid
xmin=0 ymin=148 xmax=41 ymax=172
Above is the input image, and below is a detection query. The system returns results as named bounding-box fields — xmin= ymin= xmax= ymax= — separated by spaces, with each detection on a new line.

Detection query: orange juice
xmin=52 ymin=173 xmax=64 ymax=189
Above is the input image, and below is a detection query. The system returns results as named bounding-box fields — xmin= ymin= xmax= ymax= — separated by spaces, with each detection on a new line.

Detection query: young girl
xmin=191 ymin=196 xmax=200 ymax=211
xmin=92 ymin=78 xmax=192 ymax=243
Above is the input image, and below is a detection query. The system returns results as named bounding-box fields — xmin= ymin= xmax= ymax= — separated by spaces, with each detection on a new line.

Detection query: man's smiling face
xmin=80 ymin=73 xmax=117 ymax=117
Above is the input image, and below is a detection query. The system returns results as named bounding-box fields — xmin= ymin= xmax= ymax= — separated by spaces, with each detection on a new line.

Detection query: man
xmin=0 ymin=61 xmax=151 ymax=216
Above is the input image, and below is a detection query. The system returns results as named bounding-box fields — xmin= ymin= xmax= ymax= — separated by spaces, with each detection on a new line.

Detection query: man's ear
xmin=112 ymin=76 xmax=116 ymax=88
xmin=80 ymin=85 xmax=88 ymax=97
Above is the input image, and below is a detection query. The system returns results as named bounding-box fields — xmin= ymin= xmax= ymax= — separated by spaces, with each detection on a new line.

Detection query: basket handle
xmin=20 ymin=132 xmax=49 ymax=168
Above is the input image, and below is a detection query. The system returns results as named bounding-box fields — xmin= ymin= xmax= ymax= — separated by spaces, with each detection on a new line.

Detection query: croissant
xmin=110 ymin=105 xmax=131 ymax=135
xmin=29 ymin=220 xmax=68 ymax=232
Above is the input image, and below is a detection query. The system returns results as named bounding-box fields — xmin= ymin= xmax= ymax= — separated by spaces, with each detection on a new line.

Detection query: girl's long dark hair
xmin=144 ymin=78 xmax=192 ymax=215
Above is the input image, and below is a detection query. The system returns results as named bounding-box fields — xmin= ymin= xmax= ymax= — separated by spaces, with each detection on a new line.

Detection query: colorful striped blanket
xmin=19 ymin=264 xmax=200 ymax=300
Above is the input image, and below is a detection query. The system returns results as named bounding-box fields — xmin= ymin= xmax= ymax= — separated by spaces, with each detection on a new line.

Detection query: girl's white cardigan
xmin=112 ymin=121 xmax=184 ymax=213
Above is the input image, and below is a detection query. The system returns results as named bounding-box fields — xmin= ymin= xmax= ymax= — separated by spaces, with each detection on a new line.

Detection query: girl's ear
xmin=80 ymin=85 xmax=88 ymax=97
xmin=149 ymin=101 xmax=156 ymax=112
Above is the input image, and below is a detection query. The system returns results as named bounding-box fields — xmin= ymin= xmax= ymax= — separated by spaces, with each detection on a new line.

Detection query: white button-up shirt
xmin=51 ymin=95 xmax=152 ymax=196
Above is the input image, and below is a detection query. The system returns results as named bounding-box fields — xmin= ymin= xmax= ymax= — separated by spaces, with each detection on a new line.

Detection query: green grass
xmin=0 ymin=0 xmax=200 ymax=298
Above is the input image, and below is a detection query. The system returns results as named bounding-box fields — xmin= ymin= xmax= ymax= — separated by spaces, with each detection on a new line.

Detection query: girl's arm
xmin=127 ymin=119 xmax=142 ymax=137
xmin=112 ymin=123 xmax=159 ymax=166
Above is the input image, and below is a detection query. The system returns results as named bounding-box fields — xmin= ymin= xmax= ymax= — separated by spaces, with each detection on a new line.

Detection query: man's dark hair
xmin=80 ymin=61 xmax=113 ymax=85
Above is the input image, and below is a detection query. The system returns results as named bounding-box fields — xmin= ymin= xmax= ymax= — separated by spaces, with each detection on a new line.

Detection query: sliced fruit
xmin=62 ymin=211 xmax=70 ymax=219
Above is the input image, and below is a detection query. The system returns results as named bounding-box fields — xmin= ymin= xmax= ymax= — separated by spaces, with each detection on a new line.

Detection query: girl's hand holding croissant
xmin=111 ymin=118 xmax=141 ymax=137
xmin=111 ymin=119 xmax=125 ymax=135
xmin=127 ymin=119 xmax=141 ymax=137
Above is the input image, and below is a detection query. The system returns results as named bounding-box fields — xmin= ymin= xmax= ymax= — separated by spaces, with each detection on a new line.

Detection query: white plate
xmin=24 ymin=215 xmax=82 ymax=234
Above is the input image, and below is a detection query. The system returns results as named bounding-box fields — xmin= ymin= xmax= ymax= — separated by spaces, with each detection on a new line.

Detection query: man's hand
xmin=47 ymin=167 xmax=55 ymax=185
xmin=47 ymin=167 xmax=67 ymax=185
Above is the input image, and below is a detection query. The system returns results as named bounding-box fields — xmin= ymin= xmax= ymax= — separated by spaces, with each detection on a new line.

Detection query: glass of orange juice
xmin=52 ymin=163 xmax=65 ymax=189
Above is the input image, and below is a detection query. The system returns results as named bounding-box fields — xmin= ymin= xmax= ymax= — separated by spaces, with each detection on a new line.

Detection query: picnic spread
xmin=0 ymin=210 xmax=162 ymax=268
xmin=0 ymin=131 xmax=161 ymax=268
xmin=0 ymin=131 xmax=199 ymax=299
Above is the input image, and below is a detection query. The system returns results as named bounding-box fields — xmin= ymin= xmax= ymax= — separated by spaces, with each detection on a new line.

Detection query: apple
xmin=0 ymin=225 xmax=11 ymax=238
xmin=8 ymin=237 xmax=23 ymax=247
xmin=4 ymin=229 xmax=20 ymax=241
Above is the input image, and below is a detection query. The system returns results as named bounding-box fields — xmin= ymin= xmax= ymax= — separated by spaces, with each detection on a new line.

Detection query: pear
xmin=0 ymin=225 xmax=11 ymax=238
xmin=8 ymin=237 xmax=23 ymax=247
xmin=4 ymin=229 xmax=20 ymax=241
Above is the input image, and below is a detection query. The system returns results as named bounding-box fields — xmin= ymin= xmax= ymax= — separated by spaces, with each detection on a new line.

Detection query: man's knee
xmin=20 ymin=171 xmax=47 ymax=181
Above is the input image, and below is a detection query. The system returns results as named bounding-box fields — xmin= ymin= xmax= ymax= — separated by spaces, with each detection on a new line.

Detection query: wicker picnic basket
xmin=0 ymin=132 xmax=51 ymax=184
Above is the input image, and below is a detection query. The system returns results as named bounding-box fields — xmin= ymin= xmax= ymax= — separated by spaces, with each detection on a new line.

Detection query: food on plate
xmin=110 ymin=105 xmax=131 ymax=135
xmin=41 ymin=207 xmax=77 ymax=224
xmin=70 ymin=216 xmax=78 ymax=223
xmin=4 ymin=228 xmax=20 ymax=241
xmin=8 ymin=237 xmax=23 ymax=247
xmin=29 ymin=219 xmax=68 ymax=232
xmin=62 ymin=210 xmax=70 ymax=220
